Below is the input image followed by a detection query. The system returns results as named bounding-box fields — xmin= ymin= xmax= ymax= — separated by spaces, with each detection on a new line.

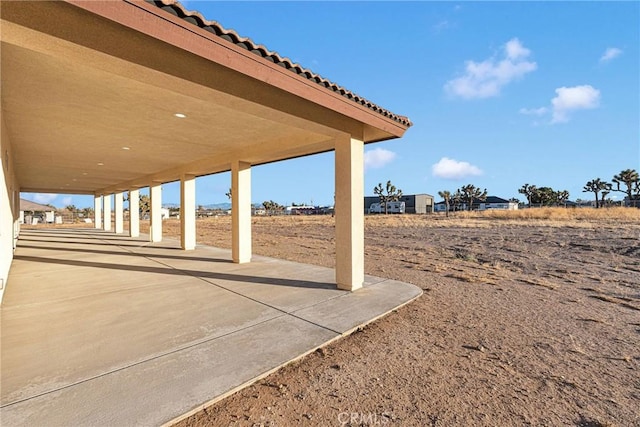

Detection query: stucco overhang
xmin=1 ymin=0 xmax=411 ymax=196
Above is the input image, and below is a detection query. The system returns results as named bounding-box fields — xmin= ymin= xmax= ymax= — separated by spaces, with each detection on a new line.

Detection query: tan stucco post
xmin=128 ymin=189 xmax=140 ymax=238
xmin=94 ymin=195 xmax=102 ymax=229
xmin=114 ymin=192 xmax=124 ymax=234
xmin=180 ymin=174 xmax=196 ymax=250
xmin=103 ymin=194 xmax=112 ymax=231
xmin=231 ymin=160 xmax=251 ymax=263
xmin=335 ymin=136 xmax=364 ymax=291
xmin=150 ymin=183 xmax=162 ymax=242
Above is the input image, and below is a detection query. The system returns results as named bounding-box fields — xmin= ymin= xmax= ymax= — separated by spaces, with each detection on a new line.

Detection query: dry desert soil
xmin=143 ymin=210 xmax=640 ymax=427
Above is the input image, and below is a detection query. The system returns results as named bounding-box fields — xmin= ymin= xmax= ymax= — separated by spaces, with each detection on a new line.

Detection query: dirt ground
xmin=127 ymin=211 xmax=635 ymax=427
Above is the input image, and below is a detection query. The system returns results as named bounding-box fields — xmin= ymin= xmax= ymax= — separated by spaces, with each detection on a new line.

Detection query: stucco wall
xmin=1 ymin=113 xmax=19 ymax=303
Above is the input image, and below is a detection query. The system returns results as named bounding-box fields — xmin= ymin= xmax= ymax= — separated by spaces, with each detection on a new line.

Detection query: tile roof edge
xmin=147 ymin=0 xmax=412 ymax=128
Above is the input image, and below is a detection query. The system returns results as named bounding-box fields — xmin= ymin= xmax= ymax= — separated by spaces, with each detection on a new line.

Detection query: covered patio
xmin=1 ymin=227 xmax=420 ymax=425
xmin=1 ymin=0 xmax=417 ymax=424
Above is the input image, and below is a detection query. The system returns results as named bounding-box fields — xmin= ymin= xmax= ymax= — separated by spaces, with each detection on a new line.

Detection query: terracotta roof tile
xmin=146 ymin=0 xmax=412 ymax=127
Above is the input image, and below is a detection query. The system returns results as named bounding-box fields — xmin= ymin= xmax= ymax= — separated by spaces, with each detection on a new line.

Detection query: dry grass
xmin=456 ymin=206 xmax=640 ymax=222
xmin=364 ymin=207 xmax=640 ymax=229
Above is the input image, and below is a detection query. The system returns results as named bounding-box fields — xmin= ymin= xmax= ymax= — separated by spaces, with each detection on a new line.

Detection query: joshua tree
xmin=583 ymin=178 xmax=611 ymax=208
xmin=600 ymin=186 xmax=611 ymax=208
xmin=451 ymin=189 xmax=463 ymax=211
xmin=225 ymin=188 xmax=232 ymax=200
xmin=459 ymin=184 xmax=487 ymax=211
xmin=373 ymin=180 xmax=403 ymax=214
xmin=533 ymin=187 xmax=558 ymax=206
xmin=612 ymin=169 xmax=639 ymax=206
xmin=554 ymin=190 xmax=570 ymax=205
xmin=518 ymin=183 xmax=537 ymax=207
xmin=262 ymin=200 xmax=284 ymax=214
xmin=139 ymin=194 xmax=151 ymax=215
xmin=65 ymin=204 xmax=77 ymax=212
xmin=438 ymin=190 xmax=451 ymax=217
xmin=81 ymin=207 xmax=94 ymax=218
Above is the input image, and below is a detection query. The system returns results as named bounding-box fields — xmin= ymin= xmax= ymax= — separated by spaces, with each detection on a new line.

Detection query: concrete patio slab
xmin=1 ymin=228 xmax=422 ymax=426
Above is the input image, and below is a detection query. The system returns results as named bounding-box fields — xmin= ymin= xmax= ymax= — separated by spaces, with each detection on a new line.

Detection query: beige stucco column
xmin=180 ymin=174 xmax=196 ymax=250
xmin=335 ymin=136 xmax=364 ymax=291
xmin=150 ymin=183 xmax=162 ymax=242
xmin=231 ymin=161 xmax=251 ymax=263
xmin=114 ymin=192 xmax=124 ymax=234
xmin=94 ymin=195 xmax=102 ymax=229
xmin=129 ymin=189 xmax=140 ymax=238
xmin=103 ymin=194 xmax=112 ymax=231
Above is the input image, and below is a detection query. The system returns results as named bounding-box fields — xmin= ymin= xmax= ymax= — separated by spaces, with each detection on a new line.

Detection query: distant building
xmin=19 ymin=199 xmax=56 ymax=224
xmin=479 ymin=196 xmax=518 ymax=211
xmin=434 ymin=196 xmax=518 ymax=212
xmin=364 ymin=194 xmax=434 ymax=214
xmin=624 ymin=195 xmax=640 ymax=208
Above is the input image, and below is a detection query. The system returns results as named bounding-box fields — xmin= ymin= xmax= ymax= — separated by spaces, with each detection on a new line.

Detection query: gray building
xmin=364 ymin=193 xmax=434 ymax=214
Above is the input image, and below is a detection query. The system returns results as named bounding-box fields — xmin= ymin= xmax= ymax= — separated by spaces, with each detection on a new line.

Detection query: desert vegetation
xmin=167 ymin=210 xmax=639 ymax=427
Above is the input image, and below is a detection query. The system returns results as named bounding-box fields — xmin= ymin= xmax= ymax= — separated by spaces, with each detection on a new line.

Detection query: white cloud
xmin=551 ymin=85 xmax=600 ymax=123
xmin=33 ymin=193 xmax=58 ymax=204
xmin=431 ymin=157 xmax=483 ymax=180
xmin=600 ymin=47 xmax=622 ymax=63
xmin=444 ymin=38 xmax=537 ymax=99
xmin=364 ymin=148 xmax=397 ymax=171
xmin=519 ymin=107 xmax=548 ymax=116
xmin=62 ymin=196 xmax=73 ymax=206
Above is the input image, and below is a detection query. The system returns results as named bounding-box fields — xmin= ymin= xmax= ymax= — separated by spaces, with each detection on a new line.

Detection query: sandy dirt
xmin=132 ymin=212 xmax=639 ymax=427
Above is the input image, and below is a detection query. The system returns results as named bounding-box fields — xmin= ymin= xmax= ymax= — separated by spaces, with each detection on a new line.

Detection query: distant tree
xmin=530 ymin=187 xmax=554 ymax=206
xmin=612 ymin=169 xmax=640 ymax=205
xmin=583 ymin=178 xmax=611 ymax=208
xmin=508 ymin=197 xmax=520 ymax=204
xmin=451 ymin=189 xmax=463 ymax=211
xmin=139 ymin=195 xmax=151 ymax=215
xmin=262 ymin=200 xmax=284 ymax=214
xmin=373 ymin=180 xmax=403 ymax=214
xmin=518 ymin=184 xmax=537 ymax=207
xmin=438 ymin=190 xmax=451 ymax=217
xmin=554 ymin=190 xmax=570 ymax=205
xmin=225 ymin=188 xmax=232 ymax=200
xmin=65 ymin=204 xmax=77 ymax=212
xmin=82 ymin=207 xmax=94 ymax=218
xmin=600 ymin=186 xmax=611 ymax=208
xmin=459 ymin=184 xmax=487 ymax=211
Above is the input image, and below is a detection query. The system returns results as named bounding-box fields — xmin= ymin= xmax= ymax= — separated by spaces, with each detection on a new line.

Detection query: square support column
xmin=150 ymin=183 xmax=162 ymax=243
xmin=335 ymin=136 xmax=364 ymax=291
xmin=180 ymin=175 xmax=196 ymax=250
xmin=103 ymin=194 xmax=112 ymax=231
xmin=94 ymin=195 xmax=102 ymax=229
xmin=232 ymin=161 xmax=251 ymax=263
xmin=114 ymin=192 xmax=124 ymax=234
xmin=129 ymin=189 xmax=140 ymax=238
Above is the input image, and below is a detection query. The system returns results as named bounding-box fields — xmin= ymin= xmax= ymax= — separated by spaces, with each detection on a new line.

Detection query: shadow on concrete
xmin=13 ymin=255 xmax=336 ymax=290
xmin=16 ymin=244 xmax=232 ymax=264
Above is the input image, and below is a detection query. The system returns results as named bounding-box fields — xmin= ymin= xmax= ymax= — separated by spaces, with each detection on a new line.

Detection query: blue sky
xmin=23 ymin=1 xmax=639 ymax=208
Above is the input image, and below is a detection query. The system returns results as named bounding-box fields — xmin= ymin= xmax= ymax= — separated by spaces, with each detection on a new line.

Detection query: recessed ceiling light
xmin=72 ymin=179 xmax=77 ymax=182
xmin=97 ymin=162 xmax=104 ymax=166
xmin=174 ymin=113 xmax=187 ymax=118
xmin=122 ymin=146 xmax=130 ymax=150
xmin=82 ymin=172 xmax=88 ymax=175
